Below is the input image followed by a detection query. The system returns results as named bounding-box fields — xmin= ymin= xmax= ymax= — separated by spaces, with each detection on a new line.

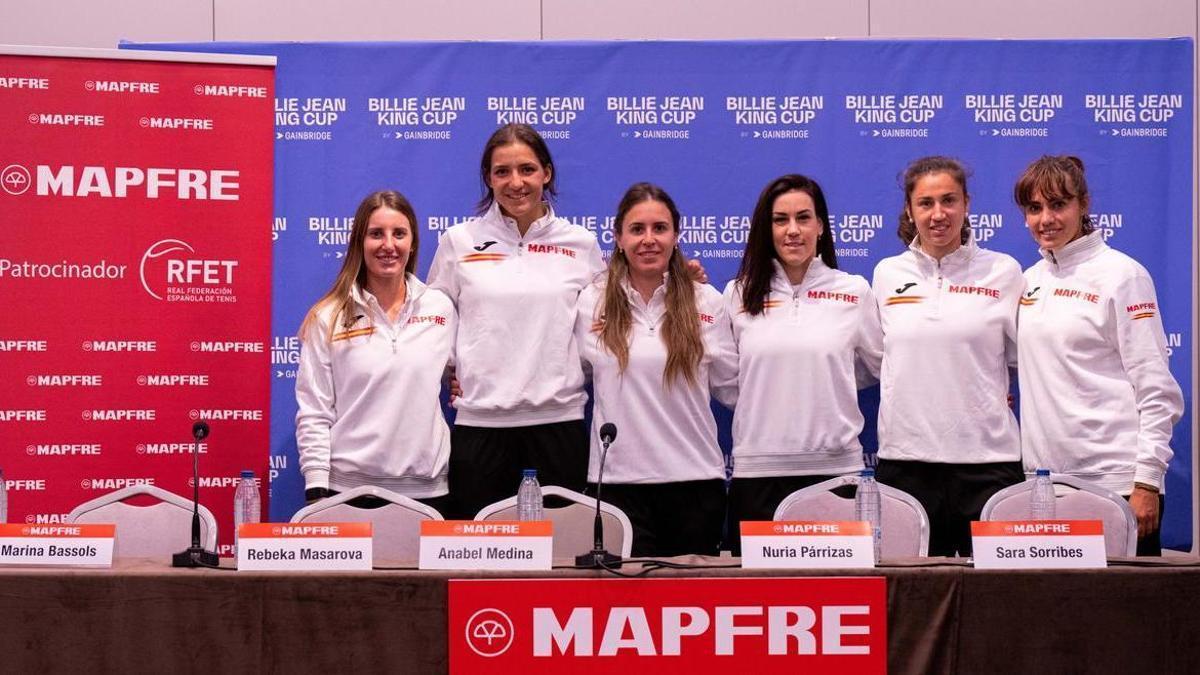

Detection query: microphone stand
xmin=173 ymin=422 xmax=219 ymax=567
xmin=576 ymin=433 xmax=622 ymax=569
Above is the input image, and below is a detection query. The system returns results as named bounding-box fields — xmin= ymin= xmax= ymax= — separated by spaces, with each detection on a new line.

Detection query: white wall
xmin=0 ymin=0 xmax=1194 ymax=44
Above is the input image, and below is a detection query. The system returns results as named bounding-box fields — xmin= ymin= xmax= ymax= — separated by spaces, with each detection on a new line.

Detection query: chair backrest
xmin=475 ymin=485 xmax=634 ymax=559
xmin=289 ymin=485 xmax=442 ymax=564
xmin=773 ymin=474 xmax=931 ymax=558
xmin=981 ymin=474 xmax=1137 ymax=556
xmin=68 ymin=484 xmax=218 ymax=559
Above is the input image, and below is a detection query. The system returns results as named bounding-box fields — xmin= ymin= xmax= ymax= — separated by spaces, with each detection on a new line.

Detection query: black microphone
xmin=173 ymin=419 xmax=219 ymax=568
xmin=599 ymin=422 xmax=616 ymax=445
xmin=576 ymin=422 xmax=622 ymax=568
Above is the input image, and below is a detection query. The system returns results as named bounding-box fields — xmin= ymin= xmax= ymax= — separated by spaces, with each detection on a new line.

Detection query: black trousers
xmin=726 ymin=474 xmax=840 ymax=555
xmin=446 ymin=420 xmax=589 ymax=520
xmin=875 ymin=458 xmax=1023 ymax=557
xmin=593 ymin=479 xmax=726 ymax=558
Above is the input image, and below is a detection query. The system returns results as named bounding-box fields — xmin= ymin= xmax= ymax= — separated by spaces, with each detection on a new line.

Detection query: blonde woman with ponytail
xmin=295 ymin=190 xmax=456 ymax=511
xmin=574 ymin=183 xmax=737 ymax=557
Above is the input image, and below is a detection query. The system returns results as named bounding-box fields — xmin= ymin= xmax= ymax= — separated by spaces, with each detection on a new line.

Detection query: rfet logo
xmin=466 ymin=609 xmax=515 ymax=657
xmin=2 ymin=164 xmax=32 ymax=195
xmin=140 ymin=239 xmax=239 ymax=303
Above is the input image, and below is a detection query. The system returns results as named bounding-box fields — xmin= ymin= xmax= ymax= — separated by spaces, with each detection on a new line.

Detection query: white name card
xmin=0 ymin=523 xmax=115 ymax=567
xmin=237 ymin=522 xmax=373 ymax=571
xmin=419 ymin=520 xmax=552 ymax=570
xmin=740 ymin=521 xmax=875 ymax=569
xmin=971 ymin=520 xmax=1107 ymax=569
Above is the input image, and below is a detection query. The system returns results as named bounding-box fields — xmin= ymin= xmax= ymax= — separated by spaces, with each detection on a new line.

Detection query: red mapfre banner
xmin=448 ymin=577 xmax=887 ymax=673
xmin=0 ymin=47 xmax=274 ymax=556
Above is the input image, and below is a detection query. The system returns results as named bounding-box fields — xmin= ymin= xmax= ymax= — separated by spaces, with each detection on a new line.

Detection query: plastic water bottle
xmin=233 ymin=470 xmax=261 ymax=555
xmin=1031 ymin=468 xmax=1056 ymax=520
xmin=0 ymin=468 xmax=7 ymax=524
xmin=517 ymin=469 xmax=544 ymax=521
xmin=855 ymin=469 xmax=882 ymax=563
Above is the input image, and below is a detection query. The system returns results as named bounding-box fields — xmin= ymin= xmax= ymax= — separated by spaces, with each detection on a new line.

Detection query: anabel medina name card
xmin=419 ymin=521 xmax=552 ymax=571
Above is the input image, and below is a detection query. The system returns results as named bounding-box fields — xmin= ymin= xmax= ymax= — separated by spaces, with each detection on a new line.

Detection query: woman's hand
xmin=685 ymin=258 xmax=708 ymax=284
xmin=446 ymin=366 xmax=463 ymax=404
xmin=1129 ymin=485 xmax=1161 ymax=538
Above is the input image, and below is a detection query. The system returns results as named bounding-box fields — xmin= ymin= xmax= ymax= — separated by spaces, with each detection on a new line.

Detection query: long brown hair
xmin=1013 ymin=155 xmax=1094 ymax=235
xmin=599 ymin=183 xmax=703 ymax=388
xmin=298 ymin=190 xmax=419 ymax=341
xmin=896 ymin=156 xmax=971 ymax=247
xmin=737 ymin=174 xmax=838 ymax=316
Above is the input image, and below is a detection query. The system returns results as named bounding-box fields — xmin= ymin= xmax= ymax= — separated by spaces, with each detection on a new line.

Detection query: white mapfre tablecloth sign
xmin=971 ymin=520 xmax=1107 ymax=569
xmin=237 ymin=522 xmax=373 ymax=571
xmin=419 ymin=521 xmax=552 ymax=570
xmin=740 ymin=521 xmax=875 ymax=569
xmin=0 ymin=523 xmax=115 ymax=567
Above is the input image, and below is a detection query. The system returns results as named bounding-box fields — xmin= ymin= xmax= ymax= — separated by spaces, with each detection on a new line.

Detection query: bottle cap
xmin=522 ymin=469 xmax=537 ymax=479
xmin=240 ymin=469 xmax=255 ymax=478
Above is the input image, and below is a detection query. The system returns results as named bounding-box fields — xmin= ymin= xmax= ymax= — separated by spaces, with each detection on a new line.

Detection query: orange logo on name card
xmin=423 ymin=520 xmax=553 ymax=537
xmin=970 ymin=520 xmax=1104 ymax=537
xmin=0 ymin=524 xmax=115 ymax=538
xmin=739 ymin=521 xmax=870 ymax=536
xmin=238 ymin=522 xmax=373 ymax=538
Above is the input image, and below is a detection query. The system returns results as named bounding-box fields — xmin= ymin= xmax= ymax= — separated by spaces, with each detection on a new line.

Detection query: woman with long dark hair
xmin=574 ymin=183 xmax=736 ymax=556
xmin=295 ymin=190 xmax=456 ymax=509
xmin=723 ymin=175 xmax=882 ymax=548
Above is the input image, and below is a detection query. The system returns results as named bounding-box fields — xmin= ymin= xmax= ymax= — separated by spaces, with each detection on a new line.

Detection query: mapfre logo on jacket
xmin=807 ymin=290 xmax=859 ymax=304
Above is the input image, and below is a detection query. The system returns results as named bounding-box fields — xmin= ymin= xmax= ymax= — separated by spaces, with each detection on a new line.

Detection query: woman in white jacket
xmin=295 ymin=190 xmax=457 ymax=512
xmin=426 ymin=124 xmax=605 ymax=519
xmin=1014 ymin=155 xmax=1183 ymax=555
xmin=872 ymin=156 xmax=1024 ymax=557
xmin=724 ymin=174 xmax=882 ymax=552
xmin=575 ymin=183 xmax=737 ymax=556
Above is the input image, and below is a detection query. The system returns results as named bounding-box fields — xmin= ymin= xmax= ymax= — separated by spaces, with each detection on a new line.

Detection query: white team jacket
xmin=295 ymin=277 xmax=456 ymax=497
xmin=427 ymin=202 xmax=605 ymax=427
xmin=723 ymin=259 xmax=883 ymax=477
xmin=1018 ymin=231 xmax=1183 ymax=493
xmin=872 ymin=234 xmax=1023 ymax=464
xmin=575 ymin=277 xmax=738 ymax=484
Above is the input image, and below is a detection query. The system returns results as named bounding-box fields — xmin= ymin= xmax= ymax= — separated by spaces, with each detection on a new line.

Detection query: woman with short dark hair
xmin=1014 ymin=154 xmax=1183 ymax=555
xmin=871 ymin=156 xmax=1024 ymax=557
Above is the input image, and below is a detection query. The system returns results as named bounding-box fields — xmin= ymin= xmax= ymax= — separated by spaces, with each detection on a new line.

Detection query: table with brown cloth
xmin=2 ymin=556 xmax=1198 ymax=674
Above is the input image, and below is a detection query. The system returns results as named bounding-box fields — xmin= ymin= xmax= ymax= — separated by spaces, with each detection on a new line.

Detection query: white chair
xmin=773 ymin=474 xmax=931 ymax=558
xmin=981 ymin=474 xmax=1137 ymax=557
xmin=474 ymin=485 xmax=634 ymax=559
xmin=289 ymin=485 xmax=442 ymax=564
xmin=67 ymin=484 xmax=218 ymax=559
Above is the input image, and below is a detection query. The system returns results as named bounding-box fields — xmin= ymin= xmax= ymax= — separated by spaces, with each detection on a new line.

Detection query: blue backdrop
xmin=125 ymin=39 xmax=1195 ymax=549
